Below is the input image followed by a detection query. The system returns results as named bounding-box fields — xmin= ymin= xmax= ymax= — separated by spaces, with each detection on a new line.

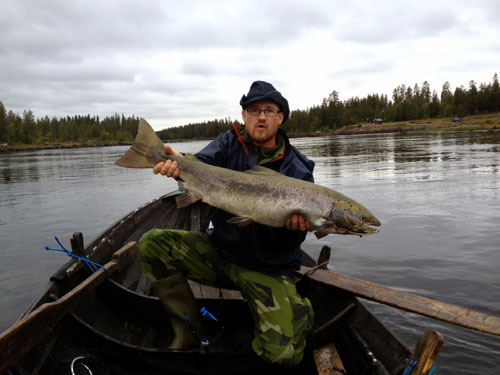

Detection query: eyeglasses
xmin=246 ymin=107 xmax=281 ymax=117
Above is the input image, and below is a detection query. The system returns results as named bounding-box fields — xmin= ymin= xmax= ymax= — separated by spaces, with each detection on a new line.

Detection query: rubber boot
xmin=152 ymin=272 xmax=204 ymax=349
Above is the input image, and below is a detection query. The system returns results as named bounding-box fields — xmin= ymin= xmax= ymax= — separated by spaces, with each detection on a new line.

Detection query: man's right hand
xmin=153 ymin=145 xmax=182 ymax=179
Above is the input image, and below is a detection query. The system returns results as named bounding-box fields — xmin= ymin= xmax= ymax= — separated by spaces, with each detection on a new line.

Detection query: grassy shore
xmin=0 ymin=140 xmax=130 ymax=153
xmin=333 ymin=112 xmax=500 ymax=135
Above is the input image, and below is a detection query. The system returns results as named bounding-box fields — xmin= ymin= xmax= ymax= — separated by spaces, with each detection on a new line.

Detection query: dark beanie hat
xmin=240 ymin=81 xmax=290 ymax=123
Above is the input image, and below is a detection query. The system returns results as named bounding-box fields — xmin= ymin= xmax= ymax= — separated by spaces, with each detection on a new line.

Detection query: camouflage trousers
xmin=138 ymin=229 xmax=314 ymax=366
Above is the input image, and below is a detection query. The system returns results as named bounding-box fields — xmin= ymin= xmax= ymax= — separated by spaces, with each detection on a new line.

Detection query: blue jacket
xmin=195 ymin=125 xmax=315 ymax=275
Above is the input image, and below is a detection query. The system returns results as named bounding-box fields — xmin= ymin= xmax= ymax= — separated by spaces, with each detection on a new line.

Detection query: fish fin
xmin=184 ymin=154 xmax=198 ymax=161
xmin=245 ymin=165 xmax=282 ymax=176
xmin=314 ymin=231 xmax=329 ymax=239
xmin=175 ymin=191 xmax=202 ymax=208
xmin=115 ymin=118 xmax=165 ymax=168
xmin=227 ymin=216 xmax=254 ymax=227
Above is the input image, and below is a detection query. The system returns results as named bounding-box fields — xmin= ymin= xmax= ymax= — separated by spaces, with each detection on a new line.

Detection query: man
xmin=138 ymin=81 xmax=315 ymax=366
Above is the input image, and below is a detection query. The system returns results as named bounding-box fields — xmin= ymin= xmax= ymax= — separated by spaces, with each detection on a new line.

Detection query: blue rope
xmin=45 ymin=236 xmax=109 ymax=277
xmin=200 ymin=306 xmax=223 ymax=344
xmin=403 ymin=360 xmax=437 ymax=375
xmin=403 ymin=360 xmax=418 ymax=375
xmin=200 ymin=306 xmax=218 ymax=322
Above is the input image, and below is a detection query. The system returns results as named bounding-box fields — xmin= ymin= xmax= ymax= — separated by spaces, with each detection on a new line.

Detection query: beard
xmin=248 ymin=131 xmax=275 ymax=146
xmin=246 ymin=124 xmax=278 ymax=147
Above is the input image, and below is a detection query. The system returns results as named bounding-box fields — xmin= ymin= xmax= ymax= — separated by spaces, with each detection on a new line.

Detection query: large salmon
xmin=116 ymin=119 xmax=380 ymax=238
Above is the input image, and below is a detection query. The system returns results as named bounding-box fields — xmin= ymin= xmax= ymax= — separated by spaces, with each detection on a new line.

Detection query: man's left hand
xmin=285 ymin=215 xmax=312 ymax=232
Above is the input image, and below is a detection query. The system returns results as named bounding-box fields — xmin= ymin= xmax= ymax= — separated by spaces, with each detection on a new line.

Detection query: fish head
xmin=315 ymin=202 xmax=381 ymax=237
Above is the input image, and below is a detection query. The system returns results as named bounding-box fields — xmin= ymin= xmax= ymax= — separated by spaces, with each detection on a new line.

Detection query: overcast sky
xmin=1 ymin=0 xmax=499 ymax=130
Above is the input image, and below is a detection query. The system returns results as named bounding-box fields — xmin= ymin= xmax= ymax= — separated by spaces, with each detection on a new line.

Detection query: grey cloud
xmin=180 ymin=61 xmax=220 ymax=77
xmin=1 ymin=0 xmax=168 ymax=57
xmin=3 ymin=59 xmax=135 ymax=85
xmin=334 ymin=2 xmax=462 ymax=44
xmin=1 ymin=0 xmax=498 ymax=128
xmin=178 ymin=50 xmax=272 ymax=79
xmin=333 ymin=57 xmax=395 ymax=77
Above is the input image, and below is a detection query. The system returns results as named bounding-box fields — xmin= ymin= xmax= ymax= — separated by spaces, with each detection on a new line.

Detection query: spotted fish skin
xmin=116 ymin=118 xmax=381 ymax=238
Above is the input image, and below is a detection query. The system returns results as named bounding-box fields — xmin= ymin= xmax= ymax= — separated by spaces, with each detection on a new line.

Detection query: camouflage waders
xmin=138 ymin=229 xmax=314 ymax=366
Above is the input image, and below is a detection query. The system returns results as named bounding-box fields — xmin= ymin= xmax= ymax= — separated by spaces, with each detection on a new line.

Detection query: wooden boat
xmin=3 ymin=191 xmax=441 ymax=375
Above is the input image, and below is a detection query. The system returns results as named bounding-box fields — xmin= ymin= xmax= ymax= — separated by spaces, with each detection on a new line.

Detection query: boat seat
xmin=188 ymin=280 xmax=243 ymax=300
xmin=131 ymin=269 xmax=243 ymax=300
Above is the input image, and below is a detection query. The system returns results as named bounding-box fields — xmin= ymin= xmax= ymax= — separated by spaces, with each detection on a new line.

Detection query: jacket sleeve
xmin=195 ymin=132 xmax=231 ymax=168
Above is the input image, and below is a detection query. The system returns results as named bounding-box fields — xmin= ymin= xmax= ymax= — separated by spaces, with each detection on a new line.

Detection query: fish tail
xmin=115 ymin=118 xmax=165 ymax=168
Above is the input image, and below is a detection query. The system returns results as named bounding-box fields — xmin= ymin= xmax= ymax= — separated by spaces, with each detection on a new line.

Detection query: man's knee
xmin=252 ymin=326 xmax=309 ymax=366
xmin=252 ymin=302 xmax=314 ymax=366
xmin=138 ymin=229 xmax=177 ymax=280
xmin=138 ymin=229 xmax=163 ymax=257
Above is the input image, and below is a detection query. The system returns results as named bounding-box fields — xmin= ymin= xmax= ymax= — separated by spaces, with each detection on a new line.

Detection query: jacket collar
xmin=232 ymin=124 xmax=288 ymax=163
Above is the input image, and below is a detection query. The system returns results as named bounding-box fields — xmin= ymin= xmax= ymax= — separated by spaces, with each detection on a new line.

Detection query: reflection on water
xmin=1 ymin=132 xmax=499 ymax=374
xmin=294 ymin=131 xmax=500 ymax=374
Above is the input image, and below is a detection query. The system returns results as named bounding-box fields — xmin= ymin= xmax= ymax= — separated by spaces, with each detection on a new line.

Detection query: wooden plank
xmin=317 ymin=245 xmax=331 ymax=269
xmin=220 ymin=288 xmax=243 ymax=300
xmin=163 ymin=206 xmax=184 ymax=229
xmin=403 ymin=330 xmax=443 ymax=375
xmin=189 ymin=281 xmax=242 ymax=300
xmin=313 ymin=343 xmax=346 ymax=375
xmin=188 ymin=280 xmax=202 ymax=299
xmin=70 ymin=232 xmax=84 ymax=256
xmin=135 ymin=271 xmax=151 ymax=295
xmin=112 ymin=241 xmax=139 ymax=270
xmin=299 ymin=266 xmax=500 ymax=336
xmin=199 ymin=284 xmax=222 ymax=299
xmin=0 ymin=242 xmax=138 ymax=372
xmin=154 ymin=203 xmax=178 ymax=229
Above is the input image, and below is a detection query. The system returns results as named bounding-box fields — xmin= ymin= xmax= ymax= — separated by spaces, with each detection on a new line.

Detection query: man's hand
xmin=285 ymin=215 xmax=312 ymax=232
xmin=153 ymin=145 xmax=182 ymax=178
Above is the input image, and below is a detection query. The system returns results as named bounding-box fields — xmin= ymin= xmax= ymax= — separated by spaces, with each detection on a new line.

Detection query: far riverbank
xmin=0 ymin=140 xmax=129 ymax=154
xmin=333 ymin=112 xmax=500 ymax=135
xmin=2 ymin=113 xmax=499 ymax=153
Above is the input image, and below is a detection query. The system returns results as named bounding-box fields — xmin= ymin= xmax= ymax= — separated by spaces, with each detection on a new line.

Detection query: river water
xmin=1 ymin=130 xmax=499 ymax=373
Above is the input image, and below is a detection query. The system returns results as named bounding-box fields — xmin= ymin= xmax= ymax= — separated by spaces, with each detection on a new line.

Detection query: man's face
xmin=241 ymin=100 xmax=284 ymax=147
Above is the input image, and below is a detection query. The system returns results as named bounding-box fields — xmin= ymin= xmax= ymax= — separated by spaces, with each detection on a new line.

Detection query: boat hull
xmin=11 ymin=192 xmax=411 ymax=375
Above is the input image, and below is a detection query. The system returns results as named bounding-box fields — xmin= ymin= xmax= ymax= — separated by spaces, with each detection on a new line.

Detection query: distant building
xmin=373 ymin=118 xmax=383 ymax=125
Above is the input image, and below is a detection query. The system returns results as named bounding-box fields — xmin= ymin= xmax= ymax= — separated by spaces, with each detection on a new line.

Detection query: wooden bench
xmin=188 ymin=280 xmax=243 ymax=300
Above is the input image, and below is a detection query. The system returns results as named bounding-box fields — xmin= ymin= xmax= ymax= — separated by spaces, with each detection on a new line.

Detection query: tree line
xmin=0 ymin=105 xmax=140 ymax=145
xmin=156 ymin=117 xmax=241 ymax=140
xmin=1 ymin=73 xmax=498 ymax=145
xmin=155 ymin=73 xmax=500 ymax=139
xmin=282 ymin=73 xmax=500 ymax=135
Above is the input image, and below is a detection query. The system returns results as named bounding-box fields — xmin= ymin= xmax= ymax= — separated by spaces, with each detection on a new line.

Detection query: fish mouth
xmin=314 ymin=224 xmax=379 ymax=239
xmin=342 ymin=215 xmax=381 ymax=235
xmin=353 ymin=220 xmax=381 ymax=235
xmin=340 ymin=224 xmax=379 ymax=236
xmin=316 ymin=221 xmax=380 ymax=237
xmin=358 ymin=225 xmax=380 ymax=235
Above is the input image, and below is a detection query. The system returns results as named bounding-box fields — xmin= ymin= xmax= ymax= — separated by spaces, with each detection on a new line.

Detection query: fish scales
xmin=116 ymin=118 xmax=381 ymax=237
xmin=177 ymin=157 xmax=330 ymax=227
